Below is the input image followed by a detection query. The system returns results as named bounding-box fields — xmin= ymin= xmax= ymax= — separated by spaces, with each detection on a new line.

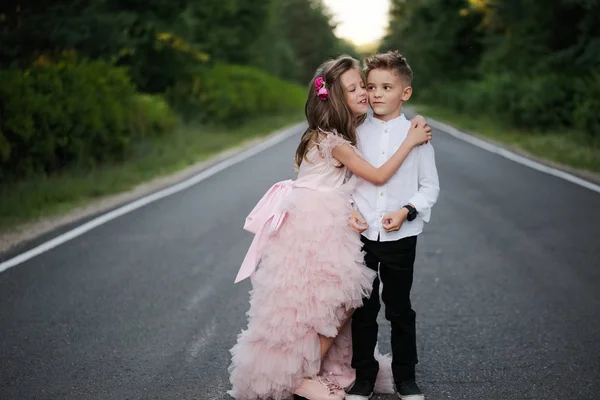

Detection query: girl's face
xmin=341 ymin=68 xmax=368 ymax=116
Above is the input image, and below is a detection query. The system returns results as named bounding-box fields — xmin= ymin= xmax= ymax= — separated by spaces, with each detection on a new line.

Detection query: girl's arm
xmin=332 ymin=123 xmax=431 ymax=185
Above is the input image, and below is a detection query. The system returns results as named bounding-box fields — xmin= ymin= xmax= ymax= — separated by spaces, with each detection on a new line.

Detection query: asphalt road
xmin=1 ymin=122 xmax=599 ymax=400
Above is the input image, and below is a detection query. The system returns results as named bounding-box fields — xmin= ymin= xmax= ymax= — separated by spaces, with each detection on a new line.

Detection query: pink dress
xmin=228 ymin=132 xmax=393 ymax=400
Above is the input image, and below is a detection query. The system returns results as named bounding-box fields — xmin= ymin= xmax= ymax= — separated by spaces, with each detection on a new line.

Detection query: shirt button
xmin=380 ymin=192 xmax=384 ymax=196
xmin=381 ymin=151 xmax=385 ymax=155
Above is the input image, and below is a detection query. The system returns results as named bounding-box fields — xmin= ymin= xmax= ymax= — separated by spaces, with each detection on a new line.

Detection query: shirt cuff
xmin=408 ymin=195 xmax=431 ymax=223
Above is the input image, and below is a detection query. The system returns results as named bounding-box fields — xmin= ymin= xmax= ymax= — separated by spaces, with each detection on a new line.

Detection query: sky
xmin=322 ymin=0 xmax=391 ymax=45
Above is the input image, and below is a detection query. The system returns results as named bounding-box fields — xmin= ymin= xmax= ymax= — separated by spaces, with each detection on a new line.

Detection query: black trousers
xmin=351 ymin=235 xmax=418 ymax=385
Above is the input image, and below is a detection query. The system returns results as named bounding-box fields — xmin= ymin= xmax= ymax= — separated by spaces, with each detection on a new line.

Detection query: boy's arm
xmin=407 ymin=142 xmax=439 ymax=222
xmin=381 ymin=143 xmax=439 ymax=232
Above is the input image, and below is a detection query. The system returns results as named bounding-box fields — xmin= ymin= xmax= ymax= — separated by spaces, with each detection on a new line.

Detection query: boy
xmin=346 ymin=51 xmax=440 ymax=400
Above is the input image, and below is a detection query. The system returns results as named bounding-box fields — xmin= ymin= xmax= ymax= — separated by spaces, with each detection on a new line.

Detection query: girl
xmin=228 ymin=56 xmax=432 ymax=400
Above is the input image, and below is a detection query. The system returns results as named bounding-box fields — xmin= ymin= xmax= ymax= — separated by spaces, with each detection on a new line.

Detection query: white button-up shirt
xmin=353 ymin=114 xmax=440 ymax=241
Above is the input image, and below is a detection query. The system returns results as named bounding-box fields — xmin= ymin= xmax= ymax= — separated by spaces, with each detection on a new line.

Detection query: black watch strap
xmin=403 ymin=204 xmax=418 ymax=221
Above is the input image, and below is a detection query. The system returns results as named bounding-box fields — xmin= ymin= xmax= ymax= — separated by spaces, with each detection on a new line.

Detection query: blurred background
xmin=1 ymin=3 xmax=599 ymax=399
xmin=0 ymin=0 xmax=599 ymax=238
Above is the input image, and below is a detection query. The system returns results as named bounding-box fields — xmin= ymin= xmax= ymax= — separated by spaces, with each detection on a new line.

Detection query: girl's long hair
xmin=294 ymin=56 xmax=366 ymax=168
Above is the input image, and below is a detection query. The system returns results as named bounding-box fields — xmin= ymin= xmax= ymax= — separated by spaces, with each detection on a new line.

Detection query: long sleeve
xmin=407 ymin=142 xmax=439 ymax=222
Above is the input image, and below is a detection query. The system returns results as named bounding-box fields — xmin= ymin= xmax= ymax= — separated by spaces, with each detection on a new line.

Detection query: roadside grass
xmin=0 ymin=112 xmax=304 ymax=232
xmin=411 ymin=104 xmax=600 ymax=174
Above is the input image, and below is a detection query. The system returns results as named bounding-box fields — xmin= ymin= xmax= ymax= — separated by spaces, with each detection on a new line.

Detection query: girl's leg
xmin=319 ymin=309 xmax=354 ymax=359
xmin=293 ymin=311 xmax=355 ymax=399
xmin=319 ymin=335 xmax=336 ymax=359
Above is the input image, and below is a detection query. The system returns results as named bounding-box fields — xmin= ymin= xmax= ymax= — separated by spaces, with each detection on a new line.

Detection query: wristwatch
xmin=403 ymin=204 xmax=418 ymax=221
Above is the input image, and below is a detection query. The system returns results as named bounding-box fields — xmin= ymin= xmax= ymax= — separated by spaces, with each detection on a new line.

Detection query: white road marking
xmin=0 ymin=123 xmax=305 ymax=274
xmin=427 ymin=118 xmax=600 ymax=194
xmin=2 ymin=116 xmax=598 ymax=274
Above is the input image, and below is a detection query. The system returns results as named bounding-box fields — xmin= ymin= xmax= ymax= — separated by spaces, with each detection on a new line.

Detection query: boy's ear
xmin=402 ymin=86 xmax=413 ymax=101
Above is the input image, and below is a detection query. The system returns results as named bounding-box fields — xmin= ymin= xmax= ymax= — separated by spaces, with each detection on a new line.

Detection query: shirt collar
xmin=368 ymin=113 xmax=407 ymax=127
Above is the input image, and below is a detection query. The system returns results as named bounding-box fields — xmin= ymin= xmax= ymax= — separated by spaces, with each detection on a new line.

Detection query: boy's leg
xmin=379 ymin=236 xmax=418 ymax=384
xmin=350 ymin=237 xmax=381 ymax=386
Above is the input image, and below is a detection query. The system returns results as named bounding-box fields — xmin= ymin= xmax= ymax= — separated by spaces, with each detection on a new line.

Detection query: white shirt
xmin=353 ymin=113 xmax=440 ymax=241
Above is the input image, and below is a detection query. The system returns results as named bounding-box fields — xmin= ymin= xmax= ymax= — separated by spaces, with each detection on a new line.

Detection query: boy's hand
xmin=349 ymin=210 xmax=368 ymax=233
xmin=382 ymin=208 xmax=409 ymax=232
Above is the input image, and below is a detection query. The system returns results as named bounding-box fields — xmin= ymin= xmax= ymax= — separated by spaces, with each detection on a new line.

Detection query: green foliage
xmin=573 ymin=74 xmax=600 ymax=138
xmin=0 ymin=0 xmax=351 ymax=183
xmin=241 ymin=0 xmax=354 ymax=84
xmin=167 ymin=65 xmax=305 ymax=125
xmin=385 ymin=0 xmax=600 ymax=139
xmin=129 ymin=94 xmax=178 ymax=138
xmin=246 ymin=0 xmax=299 ymax=82
xmin=0 ymin=59 xmax=176 ymax=181
xmin=188 ymin=0 xmax=271 ymax=65
xmin=0 ymin=1 xmax=134 ymax=67
xmin=381 ymin=0 xmax=485 ymax=85
xmin=417 ymin=72 xmax=593 ymax=136
xmin=122 ymin=31 xmax=209 ymax=94
xmin=0 ymin=0 xmax=350 ymax=87
xmin=278 ymin=0 xmax=342 ymax=84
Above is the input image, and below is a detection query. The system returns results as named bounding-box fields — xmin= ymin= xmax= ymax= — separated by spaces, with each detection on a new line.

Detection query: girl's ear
xmin=402 ymin=86 xmax=413 ymax=101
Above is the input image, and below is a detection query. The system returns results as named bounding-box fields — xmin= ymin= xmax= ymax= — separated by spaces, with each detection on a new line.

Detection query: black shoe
xmin=396 ymin=380 xmax=424 ymax=400
xmin=346 ymin=379 xmax=375 ymax=399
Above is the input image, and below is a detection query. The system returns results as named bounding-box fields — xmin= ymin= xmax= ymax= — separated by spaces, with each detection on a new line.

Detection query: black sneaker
xmin=345 ymin=379 xmax=375 ymax=400
xmin=396 ymin=380 xmax=425 ymax=400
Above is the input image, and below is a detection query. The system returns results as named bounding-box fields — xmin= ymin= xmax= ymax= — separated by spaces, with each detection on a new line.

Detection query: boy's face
xmin=367 ymin=69 xmax=412 ymax=120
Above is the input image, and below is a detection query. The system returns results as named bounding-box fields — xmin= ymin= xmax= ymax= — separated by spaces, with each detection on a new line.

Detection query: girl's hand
xmin=411 ymin=114 xmax=428 ymax=128
xmin=349 ymin=210 xmax=368 ymax=233
xmin=406 ymin=119 xmax=432 ymax=147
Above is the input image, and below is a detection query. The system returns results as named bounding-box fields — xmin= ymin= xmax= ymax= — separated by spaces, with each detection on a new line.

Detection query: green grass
xmin=0 ymin=112 xmax=304 ymax=232
xmin=411 ymin=104 xmax=600 ymax=174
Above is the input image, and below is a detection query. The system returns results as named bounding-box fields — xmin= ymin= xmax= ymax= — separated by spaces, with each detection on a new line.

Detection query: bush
xmin=128 ymin=94 xmax=178 ymax=138
xmin=0 ymin=59 xmax=177 ymax=181
xmin=167 ymin=64 xmax=305 ymax=125
xmin=573 ymin=74 xmax=600 ymax=139
xmin=513 ymin=74 xmax=575 ymax=129
xmin=416 ymin=73 xmax=580 ymax=133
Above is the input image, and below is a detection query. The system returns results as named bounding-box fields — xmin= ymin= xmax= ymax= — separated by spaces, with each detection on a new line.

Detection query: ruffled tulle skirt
xmin=229 ymin=184 xmax=375 ymax=400
xmin=228 ymin=184 xmax=386 ymax=399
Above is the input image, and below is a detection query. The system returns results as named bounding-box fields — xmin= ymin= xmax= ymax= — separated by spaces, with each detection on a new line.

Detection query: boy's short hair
xmin=364 ymin=50 xmax=413 ymax=86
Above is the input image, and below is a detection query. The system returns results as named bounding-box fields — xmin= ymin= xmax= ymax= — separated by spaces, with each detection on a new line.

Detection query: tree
xmin=279 ymin=0 xmax=344 ymax=84
xmin=0 ymin=0 xmax=135 ymax=67
xmin=381 ymin=0 xmax=485 ymax=87
xmin=476 ymin=0 xmax=600 ymax=75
